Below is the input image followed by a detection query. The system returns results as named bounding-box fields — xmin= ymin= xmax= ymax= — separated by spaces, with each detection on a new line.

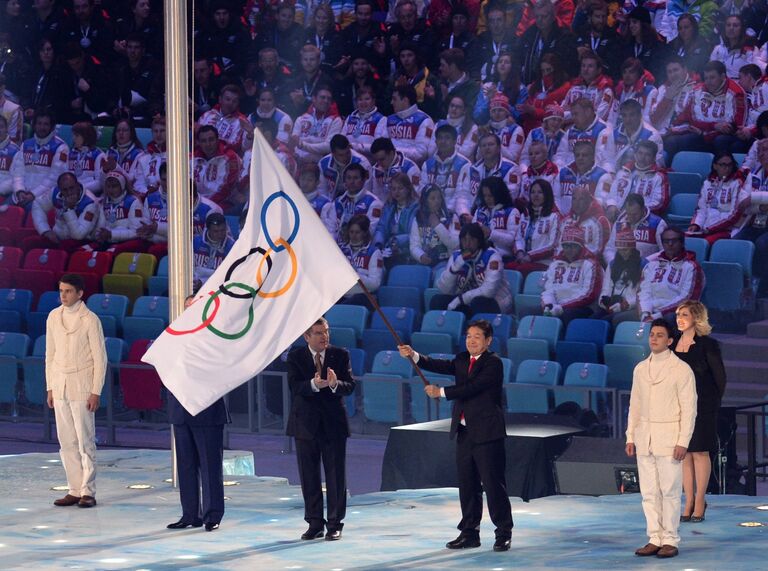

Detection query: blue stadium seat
xmin=361 ymin=329 xmax=398 ymax=371
xmin=105 ymin=337 xmax=128 ymax=364
xmin=0 ymin=332 xmax=31 ymax=404
xmin=421 ymin=310 xmax=465 ymax=348
xmin=348 ymin=348 xmax=365 ymax=377
xmin=0 ymin=288 xmax=33 ymax=323
xmin=423 ymin=287 xmax=440 ymax=311
xmin=556 ymin=341 xmax=599 ymax=371
xmin=506 ymin=337 xmax=549 ymax=379
xmin=0 ymin=310 xmax=21 ymax=332
xmin=514 ymin=270 xmax=546 ymax=317
xmin=122 ymin=316 xmax=166 ymax=347
xmin=555 ymin=362 xmax=609 ymax=409
xmin=56 ymin=124 xmax=73 ymax=146
xmin=734 ymin=153 xmax=746 ymax=167
xmin=225 ymin=215 xmax=241 ymax=240
xmin=370 ymin=306 xmax=416 ymax=342
xmin=372 ymin=350 xmax=413 ymax=378
xmin=472 ymin=313 xmax=515 ymax=356
xmin=135 ymin=127 xmax=153 ymax=147
xmin=709 ymin=239 xmax=754 ymax=279
xmin=701 ymin=261 xmax=744 ymax=311
xmin=410 ymin=375 xmax=452 ymax=422
xmin=148 ymin=256 xmax=169 ymax=296
xmin=517 ymin=315 xmax=562 ymax=352
xmin=36 ymin=291 xmax=61 ymax=313
xmin=330 ymin=326 xmax=358 ymax=349
xmin=565 ymin=318 xmax=610 ymax=349
xmin=671 ymin=151 xmax=714 ymax=179
xmin=22 ymin=356 xmax=46 ymax=406
xmin=604 ymin=344 xmax=648 ymax=391
xmin=667 ymin=194 xmax=699 ymax=226
xmin=667 ymin=172 xmax=703 ymax=197
xmin=504 ymin=269 xmax=524 ymax=294
xmin=32 ymin=335 xmax=46 ymax=356
xmin=86 ymin=294 xmax=129 ymax=334
xmin=361 ymin=373 xmax=405 ymax=423
xmin=500 ymin=357 xmax=513 ymax=383
xmin=386 ymin=264 xmax=432 ymax=291
xmin=507 ymin=359 xmax=561 ymax=413
xmin=325 ymin=305 xmax=368 ymax=340
xmin=411 ymin=332 xmax=454 ymax=355
xmin=132 ymin=296 xmax=170 ymax=325
xmin=377 ymin=286 xmax=422 ymax=312
xmin=613 ymin=321 xmax=650 ymax=346
xmin=685 ymin=237 xmax=709 ymax=263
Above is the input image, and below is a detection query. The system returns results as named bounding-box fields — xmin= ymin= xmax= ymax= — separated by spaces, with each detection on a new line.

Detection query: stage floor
xmin=1 ymin=450 xmax=766 ymax=570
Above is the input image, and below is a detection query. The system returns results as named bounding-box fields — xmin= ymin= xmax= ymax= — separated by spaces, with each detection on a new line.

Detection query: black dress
xmin=671 ymin=335 xmax=727 ymax=453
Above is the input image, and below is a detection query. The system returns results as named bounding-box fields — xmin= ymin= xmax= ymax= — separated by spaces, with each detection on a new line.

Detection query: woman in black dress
xmin=672 ymin=300 xmax=727 ymax=523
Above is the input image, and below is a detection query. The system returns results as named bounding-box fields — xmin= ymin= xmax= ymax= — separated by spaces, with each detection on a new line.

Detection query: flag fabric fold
xmin=142 ymin=129 xmax=359 ymax=415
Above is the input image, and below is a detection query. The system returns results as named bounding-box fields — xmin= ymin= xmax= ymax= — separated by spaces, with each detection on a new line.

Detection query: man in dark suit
xmin=166 ymin=295 xmax=230 ymax=532
xmin=398 ymin=319 xmax=513 ymax=552
xmin=287 ymin=317 xmax=356 ymax=541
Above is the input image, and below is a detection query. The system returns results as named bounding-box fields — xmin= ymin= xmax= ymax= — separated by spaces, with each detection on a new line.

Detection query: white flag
xmin=142 ymin=129 xmax=359 ymax=415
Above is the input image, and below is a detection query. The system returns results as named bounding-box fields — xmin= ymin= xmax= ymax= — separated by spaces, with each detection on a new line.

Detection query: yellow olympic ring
xmin=255 ymin=238 xmax=298 ymax=298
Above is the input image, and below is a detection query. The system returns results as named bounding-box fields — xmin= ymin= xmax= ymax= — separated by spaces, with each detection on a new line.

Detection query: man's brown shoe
xmin=53 ymin=494 xmax=81 ymax=507
xmin=657 ymin=545 xmax=679 ymax=558
xmin=78 ymin=496 xmax=97 ymax=508
xmin=635 ymin=543 xmax=661 ymax=556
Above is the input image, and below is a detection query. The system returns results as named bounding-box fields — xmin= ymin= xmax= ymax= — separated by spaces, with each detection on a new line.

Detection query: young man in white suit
xmin=626 ymin=318 xmax=697 ymax=559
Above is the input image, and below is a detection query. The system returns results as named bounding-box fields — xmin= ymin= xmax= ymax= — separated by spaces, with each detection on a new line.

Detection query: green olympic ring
xmin=202 ymin=282 xmax=256 ymax=340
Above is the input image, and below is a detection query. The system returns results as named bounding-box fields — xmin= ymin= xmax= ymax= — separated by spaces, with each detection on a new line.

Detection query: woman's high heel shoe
xmin=680 ymin=504 xmax=694 ymax=522
xmin=690 ymin=501 xmax=707 ymax=523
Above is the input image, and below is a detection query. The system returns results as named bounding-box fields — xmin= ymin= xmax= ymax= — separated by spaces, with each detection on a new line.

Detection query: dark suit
xmin=418 ymin=351 xmax=513 ymax=539
xmin=286 ymin=345 xmax=356 ymax=531
xmin=168 ymin=393 xmax=230 ymax=526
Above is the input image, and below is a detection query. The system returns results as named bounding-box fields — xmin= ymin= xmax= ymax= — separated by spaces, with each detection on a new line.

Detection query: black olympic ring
xmin=218 ymin=247 xmax=274 ymax=299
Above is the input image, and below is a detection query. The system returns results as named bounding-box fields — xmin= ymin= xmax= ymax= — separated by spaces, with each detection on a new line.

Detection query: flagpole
xmin=355 ymin=279 xmax=430 ymax=387
xmin=164 ymin=0 xmax=191 ymax=489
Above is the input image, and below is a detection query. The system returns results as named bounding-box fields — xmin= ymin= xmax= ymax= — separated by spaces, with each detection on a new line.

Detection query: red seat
xmin=0 ymin=246 xmax=23 ymax=270
xmin=0 ymin=206 xmax=25 ymax=230
xmin=12 ymin=269 xmax=58 ymax=304
xmin=67 ymin=250 xmax=114 ymax=277
xmin=0 ymin=269 xmax=11 ymax=289
xmin=14 ymin=229 xmax=39 ymax=249
xmin=23 ymin=248 xmax=68 ymax=271
xmin=120 ymin=339 xmax=162 ymax=411
xmin=0 ymin=228 xmax=14 ymax=246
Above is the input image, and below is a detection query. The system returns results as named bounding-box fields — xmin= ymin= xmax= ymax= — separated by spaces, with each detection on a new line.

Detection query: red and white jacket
xmin=710 ymin=44 xmax=767 ymax=80
xmin=68 ymin=146 xmax=106 ymax=196
xmin=604 ymin=208 xmax=667 ymax=264
xmin=134 ymin=141 xmax=165 ymax=197
xmin=520 ymin=160 xmax=559 ymax=203
xmin=291 ymin=108 xmax=343 ymax=165
xmin=95 ymin=191 xmax=144 ymax=242
xmin=21 ymin=133 xmax=69 ymax=198
xmin=614 ymin=75 xmax=659 ymax=124
xmin=555 ymin=116 xmax=616 ymax=173
xmin=670 ymin=78 xmax=747 ymax=141
xmin=691 ymin=172 xmax=749 ymax=236
xmin=192 ymin=141 xmax=242 ymax=206
xmin=473 ymin=204 xmax=522 ymax=259
xmin=516 ymin=207 xmax=562 ymax=264
xmin=562 ymin=74 xmax=616 ymax=125
xmin=198 ymin=105 xmax=250 ymax=153
xmin=747 ymin=77 xmax=768 ymax=133
xmin=649 ymin=73 xmax=698 ymax=136
xmin=386 ymin=104 xmax=435 ymax=165
xmin=341 ymin=107 xmax=388 ymax=158
xmin=639 ymin=250 xmax=705 ymax=317
xmin=562 ymin=199 xmax=611 ymax=259
xmin=241 ymin=141 xmax=297 ymax=192
xmin=489 ymin=121 xmax=525 ymax=165
xmin=542 ymin=252 xmax=603 ymax=310
xmin=608 ymin=162 xmax=670 ymax=214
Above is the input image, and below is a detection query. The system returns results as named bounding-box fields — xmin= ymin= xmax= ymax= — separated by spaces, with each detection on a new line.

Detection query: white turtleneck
xmin=62 ymin=300 xmax=83 ymax=331
xmin=648 ymin=348 xmax=672 ymax=381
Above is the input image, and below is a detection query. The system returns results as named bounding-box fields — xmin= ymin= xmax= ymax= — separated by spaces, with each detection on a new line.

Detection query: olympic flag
xmin=142 ymin=129 xmax=360 ymax=415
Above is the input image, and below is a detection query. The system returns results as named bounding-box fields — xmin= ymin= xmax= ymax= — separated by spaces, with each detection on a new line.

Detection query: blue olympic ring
xmin=261 ymin=190 xmax=300 ymax=252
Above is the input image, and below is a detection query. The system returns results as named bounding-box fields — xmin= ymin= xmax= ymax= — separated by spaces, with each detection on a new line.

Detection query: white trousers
xmin=637 ymin=452 xmax=682 ymax=547
xmin=54 ymin=399 xmax=97 ymax=497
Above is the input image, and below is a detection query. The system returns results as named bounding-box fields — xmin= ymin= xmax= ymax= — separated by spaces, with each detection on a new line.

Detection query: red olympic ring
xmin=165 ymin=291 xmax=221 ymax=336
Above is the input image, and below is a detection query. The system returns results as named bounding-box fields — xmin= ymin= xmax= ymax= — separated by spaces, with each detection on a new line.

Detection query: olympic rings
xmin=203 ymin=282 xmax=256 ymax=340
xmin=261 ymin=191 xmax=300 ymax=252
xmin=166 ymin=291 xmax=220 ymax=336
xmin=219 ymin=247 xmax=273 ymax=299
xmin=256 ymin=238 xmax=298 ymax=298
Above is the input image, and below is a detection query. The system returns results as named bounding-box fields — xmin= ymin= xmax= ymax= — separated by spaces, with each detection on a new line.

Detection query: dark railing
xmin=732 ymin=401 xmax=768 ymax=496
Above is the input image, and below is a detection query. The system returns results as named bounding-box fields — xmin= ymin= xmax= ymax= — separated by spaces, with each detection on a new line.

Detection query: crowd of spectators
xmin=3 ymin=0 xmax=768 ymax=327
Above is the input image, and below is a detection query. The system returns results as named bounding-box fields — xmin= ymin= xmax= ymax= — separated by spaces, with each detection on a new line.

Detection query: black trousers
xmin=174 ymin=423 xmax=225 ymax=525
xmin=295 ymin=434 xmax=348 ymax=530
xmin=456 ymin=427 xmax=513 ymax=538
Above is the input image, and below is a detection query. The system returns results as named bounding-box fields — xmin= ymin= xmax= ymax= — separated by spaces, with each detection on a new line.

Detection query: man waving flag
xmin=143 ymin=129 xmax=359 ymax=415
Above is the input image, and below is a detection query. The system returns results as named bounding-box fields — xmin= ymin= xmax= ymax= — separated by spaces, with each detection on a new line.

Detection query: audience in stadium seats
xmin=594 ymin=228 xmax=645 ymax=327
xmin=409 ymin=184 xmax=461 ymax=269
